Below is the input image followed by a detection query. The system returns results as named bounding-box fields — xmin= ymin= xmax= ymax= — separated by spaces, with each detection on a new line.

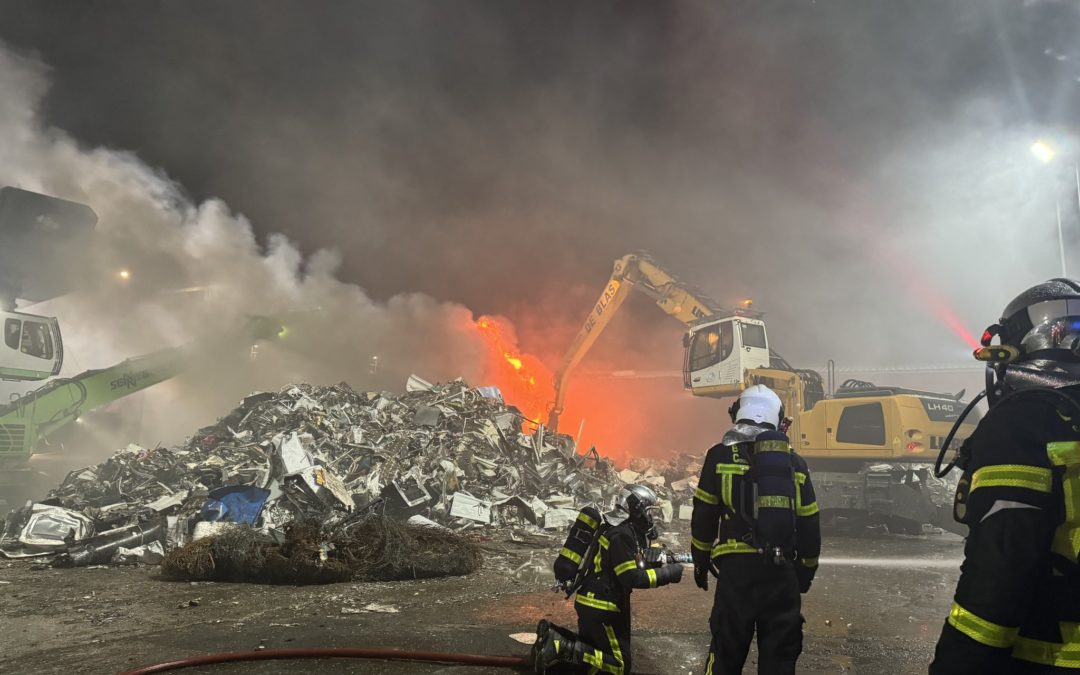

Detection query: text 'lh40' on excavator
xmin=549 ymin=253 xmax=978 ymax=533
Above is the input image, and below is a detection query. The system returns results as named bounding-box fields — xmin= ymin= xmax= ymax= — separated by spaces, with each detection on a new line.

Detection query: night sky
xmin=2 ymin=0 xmax=1079 ymax=372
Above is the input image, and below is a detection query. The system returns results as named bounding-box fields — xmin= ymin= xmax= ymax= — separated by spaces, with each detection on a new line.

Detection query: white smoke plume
xmin=0 ymin=45 xmax=498 ymax=453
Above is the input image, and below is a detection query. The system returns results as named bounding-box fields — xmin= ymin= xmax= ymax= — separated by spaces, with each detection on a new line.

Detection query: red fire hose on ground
xmin=118 ymin=647 xmax=532 ymax=674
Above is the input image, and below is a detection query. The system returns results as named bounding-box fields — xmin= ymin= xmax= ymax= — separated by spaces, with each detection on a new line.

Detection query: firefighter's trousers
xmin=705 ymin=555 xmax=803 ymax=675
xmin=572 ymin=602 xmax=632 ymax=675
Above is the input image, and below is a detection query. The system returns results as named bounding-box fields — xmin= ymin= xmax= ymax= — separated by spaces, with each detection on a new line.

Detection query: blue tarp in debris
xmin=200 ymin=485 xmax=272 ymax=525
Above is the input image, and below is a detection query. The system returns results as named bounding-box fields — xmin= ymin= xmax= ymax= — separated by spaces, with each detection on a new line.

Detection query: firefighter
xmin=691 ymin=384 xmax=821 ymax=675
xmin=533 ymin=484 xmax=684 ymax=674
xmin=931 ymin=278 xmax=1080 ymax=674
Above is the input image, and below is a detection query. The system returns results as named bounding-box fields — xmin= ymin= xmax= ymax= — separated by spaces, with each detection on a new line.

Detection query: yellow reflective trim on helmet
xmin=757 ymin=495 xmax=791 ymax=509
xmin=946 ymin=602 xmax=1019 ymax=649
xmin=614 ymin=560 xmax=639 ymax=576
xmin=969 ymin=464 xmax=1053 ymax=494
xmin=576 ymin=511 xmax=599 ymax=529
xmin=800 ymin=557 xmax=818 ymax=569
xmin=646 ymin=568 xmax=657 ymax=588
xmin=575 ymin=592 xmax=620 ymax=612
xmin=1013 ymin=622 xmax=1080 ymax=668
xmin=694 ymin=487 xmax=719 ymax=505
xmin=692 ymin=536 xmax=713 ymax=552
xmin=559 ymin=547 xmax=583 ymax=565
xmin=711 ymin=539 xmax=758 ymax=557
xmin=755 ymin=439 xmax=791 ymax=454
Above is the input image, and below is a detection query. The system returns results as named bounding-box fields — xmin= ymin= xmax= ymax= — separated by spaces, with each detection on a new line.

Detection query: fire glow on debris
xmin=474 ymin=316 xmax=553 ymax=427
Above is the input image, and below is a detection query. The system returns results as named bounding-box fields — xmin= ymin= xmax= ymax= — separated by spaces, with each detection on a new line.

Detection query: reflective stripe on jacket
xmin=931 ymin=390 xmax=1080 ymax=673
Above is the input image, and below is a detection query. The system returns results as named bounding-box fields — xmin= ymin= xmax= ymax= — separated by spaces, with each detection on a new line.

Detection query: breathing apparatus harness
xmin=719 ymin=423 xmax=798 ymax=565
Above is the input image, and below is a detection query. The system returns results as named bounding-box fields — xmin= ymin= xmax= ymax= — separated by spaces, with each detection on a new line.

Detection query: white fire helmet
xmin=732 ymin=384 xmax=783 ymax=428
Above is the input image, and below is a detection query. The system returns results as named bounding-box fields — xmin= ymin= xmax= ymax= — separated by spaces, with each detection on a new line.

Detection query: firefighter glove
xmin=643 ymin=546 xmax=664 ymax=567
xmin=664 ymin=562 xmax=684 ymax=584
xmin=694 ymin=565 xmax=709 ymax=591
xmin=795 ymin=563 xmax=813 ymax=594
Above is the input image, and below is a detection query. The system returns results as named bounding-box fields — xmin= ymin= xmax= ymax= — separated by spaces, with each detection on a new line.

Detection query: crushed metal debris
xmin=0 ymin=376 xmax=705 ymax=573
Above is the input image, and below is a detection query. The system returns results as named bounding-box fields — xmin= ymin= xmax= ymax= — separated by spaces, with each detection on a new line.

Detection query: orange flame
xmin=474 ymin=315 xmax=554 ymax=427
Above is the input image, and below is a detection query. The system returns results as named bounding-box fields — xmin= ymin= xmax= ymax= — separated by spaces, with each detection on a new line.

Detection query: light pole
xmin=1031 ymin=140 xmax=1080 ymax=278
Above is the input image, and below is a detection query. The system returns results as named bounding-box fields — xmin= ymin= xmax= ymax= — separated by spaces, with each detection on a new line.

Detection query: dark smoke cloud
xmin=1 ymin=0 xmax=1080 ymax=459
xmin=0 ymin=44 xmax=502 ymax=456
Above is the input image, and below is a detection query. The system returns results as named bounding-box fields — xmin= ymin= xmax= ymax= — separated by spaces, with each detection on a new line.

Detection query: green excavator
xmin=0 ymin=187 xmax=297 ymax=494
xmin=0 ymin=316 xmax=289 ymax=490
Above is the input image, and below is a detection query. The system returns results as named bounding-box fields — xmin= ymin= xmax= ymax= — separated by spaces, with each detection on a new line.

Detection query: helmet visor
xmin=642 ymin=504 xmax=661 ymax=525
xmin=1019 ymin=301 xmax=1080 ymax=357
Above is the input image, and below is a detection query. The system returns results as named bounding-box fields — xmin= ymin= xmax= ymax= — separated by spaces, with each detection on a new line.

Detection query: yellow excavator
xmin=549 ymin=253 xmax=979 ymax=532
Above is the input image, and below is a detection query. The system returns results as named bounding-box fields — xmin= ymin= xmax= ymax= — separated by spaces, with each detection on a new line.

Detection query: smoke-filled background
xmin=1 ymin=0 xmax=1079 ymax=465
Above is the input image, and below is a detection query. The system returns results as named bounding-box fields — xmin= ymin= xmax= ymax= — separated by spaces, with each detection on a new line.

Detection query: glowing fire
xmin=474 ymin=315 xmax=554 ymax=427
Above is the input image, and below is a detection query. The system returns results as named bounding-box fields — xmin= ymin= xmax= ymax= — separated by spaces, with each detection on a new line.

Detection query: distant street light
xmin=1031 ymin=140 xmax=1056 ymax=164
xmin=118 ymin=269 xmax=131 ymax=281
xmin=1030 ymin=139 xmax=1079 ymax=277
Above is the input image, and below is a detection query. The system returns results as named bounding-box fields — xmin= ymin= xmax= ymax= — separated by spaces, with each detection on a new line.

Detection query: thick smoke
xmin=1 ymin=0 xmax=1079 ymax=461
xmin=0 ymin=45 xmax=498 ymax=452
xmin=3 ymin=0 xmax=1073 ymax=367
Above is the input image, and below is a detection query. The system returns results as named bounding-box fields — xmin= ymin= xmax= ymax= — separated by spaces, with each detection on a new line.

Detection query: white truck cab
xmin=683 ymin=316 xmax=771 ymax=397
xmin=0 ymin=310 xmax=62 ymax=381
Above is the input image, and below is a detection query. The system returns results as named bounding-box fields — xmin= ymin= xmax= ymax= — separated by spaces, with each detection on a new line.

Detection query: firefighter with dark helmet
xmin=931 ymin=278 xmax=1080 ymax=673
xmin=533 ymin=483 xmax=684 ymax=674
xmin=691 ymin=384 xmax=821 ymax=675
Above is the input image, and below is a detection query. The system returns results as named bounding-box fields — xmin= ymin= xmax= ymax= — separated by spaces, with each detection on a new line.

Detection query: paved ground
xmin=0 ymin=533 xmax=962 ymax=675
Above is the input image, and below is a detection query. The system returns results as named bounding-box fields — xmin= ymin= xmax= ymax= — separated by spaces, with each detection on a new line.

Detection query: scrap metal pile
xmin=0 ymin=376 xmax=702 ymax=568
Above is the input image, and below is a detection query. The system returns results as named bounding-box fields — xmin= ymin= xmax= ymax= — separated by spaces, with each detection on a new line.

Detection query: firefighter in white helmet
xmin=691 ymin=384 xmax=821 ymax=674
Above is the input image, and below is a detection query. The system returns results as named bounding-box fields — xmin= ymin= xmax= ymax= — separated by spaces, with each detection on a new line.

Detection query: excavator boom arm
xmin=0 ymin=315 xmax=291 ymax=476
xmin=548 ymin=274 xmax=633 ymax=431
xmin=626 ymin=256 xmax=718 ymax=324
xmin=548 ymin=253 xmax=727 ymax=432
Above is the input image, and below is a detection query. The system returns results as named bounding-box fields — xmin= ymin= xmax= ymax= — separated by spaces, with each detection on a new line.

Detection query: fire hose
xmin=118 ymin=647 xmax=532 ymax=674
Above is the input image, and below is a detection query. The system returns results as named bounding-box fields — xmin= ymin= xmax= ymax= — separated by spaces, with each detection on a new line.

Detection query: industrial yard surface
xmin=1 ymin=534 xmax=961 ymax=675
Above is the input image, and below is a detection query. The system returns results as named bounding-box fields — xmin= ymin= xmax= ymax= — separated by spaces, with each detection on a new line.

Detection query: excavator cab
xmin=683 ymin=316 xmax=771 ymax=397
xmin=0 ymin=187 xmax=97 ymax=381
xmin=0 ymin=310 xmax=63 ymax=381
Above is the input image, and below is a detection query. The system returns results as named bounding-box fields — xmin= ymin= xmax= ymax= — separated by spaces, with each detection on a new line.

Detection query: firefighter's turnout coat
xmin=931 ymin=390 xmax=1080 ymax=673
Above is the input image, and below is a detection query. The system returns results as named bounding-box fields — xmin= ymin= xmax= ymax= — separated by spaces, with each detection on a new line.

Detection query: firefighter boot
xmin=533 ymin=622 xmax=584 ymax=674
xmin=530 ymin=620 xmax=551 ymax=666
